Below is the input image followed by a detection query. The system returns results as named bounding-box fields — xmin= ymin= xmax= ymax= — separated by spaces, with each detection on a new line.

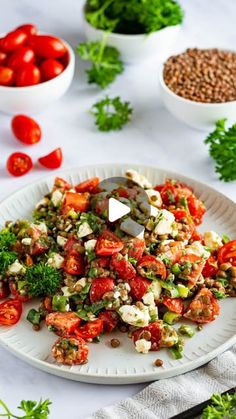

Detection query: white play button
xmin=108 ymin=197 xmax=131 ymax=222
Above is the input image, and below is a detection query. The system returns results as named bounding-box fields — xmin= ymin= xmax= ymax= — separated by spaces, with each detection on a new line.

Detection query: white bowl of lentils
xmin=159 ymin=48 xmax=236 ymax=130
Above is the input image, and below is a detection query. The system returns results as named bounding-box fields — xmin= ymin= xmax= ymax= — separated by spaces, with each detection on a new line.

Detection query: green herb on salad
xmin=91 ymin=96 xmax=133 ymax=131
xmin=201 ymin=392 xmax=236 ymax=418
xmin=25 ymin=263 xmax=62 ymax=297
xmin=76 ymin=39 xmax=123 ymax=88
xmin=0 ymin=251 xmax=17 ymax=274
xmin=0 ymin=229 xmax=16 ymax=251
xmin=0 ymin=398 xmax=51 ymax=419
xmin=205 ymin=118 xmax=236 ymax=182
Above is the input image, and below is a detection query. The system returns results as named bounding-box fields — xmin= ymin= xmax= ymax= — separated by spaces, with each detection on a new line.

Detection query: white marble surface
xmin=0 ymin=1 xmax=236 ymax=418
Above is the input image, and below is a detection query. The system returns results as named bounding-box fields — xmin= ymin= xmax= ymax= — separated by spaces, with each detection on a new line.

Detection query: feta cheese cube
xmin=57 ymin=235 xmax=68 ymax=248
xmin=47 ymin=253 xmax=64 ymax=269
xmin=84 ymin=239 xmax=97 ymax=251
xmin=145 ymin=189 xmax=162 ymax=208
xmin=8 ymin=260 xmax=25 ymax=275
xmin=135 ymin=339 xmax=151 ymax=354
xmin=204 ymin=231 xmax=223 ymax=251
xmin=77 ymin=222 xmax=93 ymax=238
xmin=148 ymin=281 xmax=162 ymax=300
xmin=21 ymin=237 xmax=32 ymax=246
xmin=36 ymin=222 xmax=47 ymax=234
xmin=186 ymin=241 xmax=210 ymax=259
xmin=119 ymin=305 xmax=150 ymax=327
xmin=142 ymin=292 xmax=155 ymax=306
xmin=125 ymin=169 xmax=152 ymax=189
xmin=154 ymin=210 xmax=175 ymax=236
xmin=120 ymin=217 xmax=144 ymax=239
xmin=51 ymin=190 xmax=64 ymax=207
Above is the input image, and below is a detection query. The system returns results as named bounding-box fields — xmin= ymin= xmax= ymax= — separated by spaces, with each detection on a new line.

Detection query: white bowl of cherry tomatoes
xmin=0 ymin=24 xmax=75 ymax=114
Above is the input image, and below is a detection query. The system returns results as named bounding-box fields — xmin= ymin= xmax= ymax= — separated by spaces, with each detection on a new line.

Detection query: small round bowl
xmin=159 ymin=66 xmax=236 ymax=130
xmin=83 ymin=14 xmax=181 ymax=64
xmin=0 ymin=38 xmax=75 ymax=115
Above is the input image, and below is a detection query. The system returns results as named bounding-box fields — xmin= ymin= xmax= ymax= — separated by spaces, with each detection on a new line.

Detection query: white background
xmin=0 ymin=0 xmax=236 ymax=418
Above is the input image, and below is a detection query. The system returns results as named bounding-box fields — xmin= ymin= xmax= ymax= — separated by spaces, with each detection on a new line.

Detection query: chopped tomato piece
xmin=157 ymin=241 xmax=184 ymax=264
xmin=75 ymin=177 xmax=100 ymax=193
xmin=9 ymin=281 xmax=30 ymax=302
xmin=123 ymin=238 xmax=145 ymax=260
xmin=158 ymin=183 xmax=178 ymax=205
xmin=184 ymin=288 xmax=220 ymax=324
xmin=46 ymin=312 xmax=81 ymax=336
xmin=44 ymin=296 xmax=52 ymax=313
xmin=97 ymin=257 xmax=110 ymax=269
xmin=63 ymin=253 xmax=85 ymax=275
xmin=63 ymin=191 xmax=89 ymax=213
xmin=202 ymin=255 xmax=218 ymax=278
xmin=64 ymin=237 xmax=80 ymax=256
xmin=52 ymin=336 xmax=88 ymax=365
xmin=128 ymin=276 xmax=151 ymax=301
xmin=171 ymin=209 xmax=188 ymax=221
xmin=191 ymin=229 xmax=203 ymax=242
xmin=95 ymin=230 xmax=124 ymax=256
xmin=179 ymin=254 xmax=205 ymax=287
xmin=30 ymin=240 xmax=49 ymax=256
xmin=218 ymin=240 xmax=236 ymax=267
xmin=89 ymin=277 xmax=115 ymax=303
xmin=0 ymin=299 xmax=22 ymax=326
xmin=98 ymin=311 xmax=119 ymax=333
xmin=94 ymin=198 xmax=109 ymax=216
xmin=187 ymin=195 xmax=206 ymax=225
xmin=162 ymin=297 xmax=184 ymax=314
xmin=75 ymin=319 xmax=103 ymax=340
xmin=133 ymin=321 xmax=162 ymax=351
xmin=54 ymin=177 xmax=72 ymax=190
xmin=110 ymin=253 xmax=136 ymax=280
xmin=137 ymin=255 xmax=166 ymax=280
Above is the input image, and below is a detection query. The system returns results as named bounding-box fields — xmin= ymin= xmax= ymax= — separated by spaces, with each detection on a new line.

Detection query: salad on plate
xmin=0 ymin=169 xmax=235 ymax=366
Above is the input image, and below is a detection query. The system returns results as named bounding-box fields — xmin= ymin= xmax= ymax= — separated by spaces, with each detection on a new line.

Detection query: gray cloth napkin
xmin=91 ymin=345 xmax=236 ymax=419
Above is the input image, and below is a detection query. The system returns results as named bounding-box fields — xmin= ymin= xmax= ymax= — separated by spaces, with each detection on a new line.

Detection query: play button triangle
xmin=108 ymin=197 xmax=131 ymax=222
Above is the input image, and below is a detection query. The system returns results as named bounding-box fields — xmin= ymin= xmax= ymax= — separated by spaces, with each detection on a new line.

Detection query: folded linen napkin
xmin=91 ymin=345 xmax=236 ymax=419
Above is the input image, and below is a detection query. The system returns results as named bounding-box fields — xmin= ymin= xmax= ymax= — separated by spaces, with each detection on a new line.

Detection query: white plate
xmin=0 ymin=164 xmax=236 ymax=384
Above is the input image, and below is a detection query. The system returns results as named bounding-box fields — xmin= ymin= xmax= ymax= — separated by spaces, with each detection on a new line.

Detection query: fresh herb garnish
xmin=0 ymin=398 xmax=51 ymax=419
xmin=0 ymin=251 xmax=17 ymax=274
xmin=25 ymin=263 xmax=62 ymax=297
xmin=222 ymin=234 xmax=230 ymax=244
xmin=205 ymin=118 xmax=236 ymax=182
xmin=76 ymin=39 xmax=123 ymax=88
xmin=27 ymin=309 xmax=42 ymax=326
xmin=91 ymin=96 xmax=133 ymax=131
xmin=201 ymin=392 xmax=236 ymax=418
xmin=170 ymin=336 xmax=184 ymax=359
xmin=0 ymin=228 xmax=16 ymax=251
xmin=78 ymin=212 xmax=102 ymax=234
xmin=212 ymin=289 xmax=227 ymax=300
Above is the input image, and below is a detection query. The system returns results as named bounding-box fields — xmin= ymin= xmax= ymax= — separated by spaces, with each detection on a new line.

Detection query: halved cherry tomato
xmin=179 ymin=254 xmax=205 ymax=287
xmin=0 ymin=298 xmax=22 ymax=326
xmin=40 ymin=58 xmax=64 ymax=81
xmin=7 ymin=152 xmax=33 ymax=177
xmin=137 ymin=255 xmax=166 ymax=280
xmin=110 ymin=253 xmax=136 ymax=280
xmin=184 ymin=288 xmax=220 ymax=324
xmin=157 ymin=241 xmax=184 ymax=264
xmin=15 ymin=63 xmax=41 ymax=87
xmin=75 ymin=319 xmax=103 ymax=340
xmin=75 ymin=177 xmax=100 ymax=194
xmin=202 ymin=255 xmax=218 ymax=278
xmin=29 ymin=35 xmax=67 ymax=58
xmin=0 ymin=51 xmax=7 ymax=65
xmin=16 ymin=24 xmax=37 ymax=37
xmin=0 ymin=281 xmax=10 ymax=299
xmin=133 ymin=321 xmax=162 ymax=351
xmin=1 ymin=29 xmax=27 ymax=52
xmin=63 ymin=253 xmax=85 ymax=275
xmin=9 ymin=281 xmax=30 ymax=302
xmin=0 ymin=65 xmax=14 ymax=86
xmin=97 ymin=257 xmax=110 ymax=268
xmin=123 ymin=238 xmax=145 ymax=260
xmin=38 ymin=148 xmax=63 ymax=169
xmin=89 ymin=277 xmax=115 ymax=303
xmin=172 ymin=209 xmax=188 ymax=221
xmin=54 ymin=177 xmax=71 ymax=190
xmin=218 ymin=240 xmax=236 ymax=267
xmin=191 ymin=229 xmax=203 ymax=242
xmin=63 ymin=191 xmax=89 ymax=212
xmin=8 ymin=47 xmax=35 ymax=70
xmin=162 ymin=297 xmax=184 ymax=314
xmin=157 ymin=183 xmax=178 ymax=205
xmin=46 ymin=311 xmax=81 ymax=336
xmin=52 ymin=336 xmax=88 ymax=365
xmin=98 ymin=311 xmax=119 ymax=333
xmin=30 ymin=240 xmax=49 ymax=256
xmin=12 ymin=115 xmax=41 ymax=145
xmin=95 ymin=230 xmax=124 ymax=256
xmin=128 ymin=275 xmax=151 ymax=301
xmin=64 ymin=237 xmax=80 ymax=256
xmin=187 ymin=195 xmax=206 ymax=225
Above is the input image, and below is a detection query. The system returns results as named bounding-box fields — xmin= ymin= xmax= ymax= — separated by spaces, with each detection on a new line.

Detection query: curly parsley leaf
xmin=25 ymin=263 xmax=62 ymax=297
xmin=0 ymin=398 xmax=51 ymax=419
xmin=201 ymin=392 xmax=236 ymax=418
xmin=91 ymin=96 xmax=133 ymax=131
xmin=76 ymin=40 xmax=123 ymax=88
xmin=205 ymin=119 xmax=236 ymax=182
xmin=0 ymin=251 xmax=17 ymax=274
xmin=0 ymin=228 xmax=16 ymax=251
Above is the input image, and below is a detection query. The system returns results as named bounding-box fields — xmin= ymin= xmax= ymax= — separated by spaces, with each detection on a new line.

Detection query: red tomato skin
xmin=95 ymin=231 xmax=124 ymax=256
xmin=172 ymin=209 xmax=188 ymax=221
xmin=98 ymin=311 xmax=119 ymax=333
xmin=110 ymin=253 xmax=136 ymax=280
xmin=63 ymin=254 xmax=85 ymax=275
xmin=137 ymin=255 xmax=167 ymax=280
xmin=162 ymin=297 xmax=184 ymax=314
xmin=8 ymin=47 xmax=35 ymax=70
xmin=0 ymin=298 xmax=22 ymax=326
xmin=46 ymin=312 xmax=81 ymax=336
xmin=187 ymin=195 xmax=206 ymax=225
xmin=38 ymin=148 xmax=63 ymax=170
xmin=75 ymin=319 xmax=103 ymax=340
xmin=7 ymin=152 xmax=33 ymax=177
xmin=0 ymin=65 xmax=14 ymax=86
xmin=30 ymin=240 xmax=49 ymax=256
xmin=54 ymin=177 xmax=72 ymax=190
xmin=40 ymin=58 xmax=64 ymax=81
xmin=184 ymin=288 xmax=220 ymax=324
xmin=64 ymin=237 xmax=80 ymax=256
xmin=0 ymin=51 xmax=7 ymax=65
xmin=124 ymin=238 xmax=145 ymax=260
xmin=202 ymin=255 xmax=218 ymax=278
xmin=89 ymin=277 xmax=115 ymax=303
xmin=159 ymin=183 xmax=178 ymax=205
xmin=1 ymin=29 xmax=27 ymax=52
xmin=12 ymin=115 xmax=41 ymax=145
xmin=75 ymin=177 xmax=100 ymax=194
xmin=128 ymin=275 xmax=151 ymax=301
xmin=16 ymin=24 xmax=37 ymax=37
xmin=218 ymin=240 xmax=236 ymax=267
xmin=133 ymin=321 xmax=162 ymax=351
xmin=29 ymin=35 xmax=67 ymax=58
xmin=0 ymin=282 xmax=10 ymax=299
xmin=9 ymin=281 xmax=30 ymax=302
xmin=52 ymin=336 xmax=88 ymax=365
xmin=179 ymin=254 xmax=205 ymax=287
xmin=15 ymin=63 xmax=41 ymax=87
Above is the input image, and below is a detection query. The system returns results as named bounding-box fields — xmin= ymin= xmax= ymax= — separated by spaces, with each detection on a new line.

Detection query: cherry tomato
xmin=0 ymin=65 xmax=14 ymax=86
xmin=7 ymin=152 xmax=33 ymax=177
xmin=191 ymin=229 xmax=203 ymax=242
xmin=40 ymin=58 xmax=64 ymax=81
xmin=171 ymin=209 xmax=188 ymax=221
xmin=38 ymin=148 xmax=63 ymax=170
xmin=123 ymin=238 xmax=145 ymax=260
xmin=162 ymin=297 xmax=184 ymax=314
xmin=52 ymin=336 xmax=88 ymax=365
xmin=15 ymin=63 xmax=41 ymax=87
xmin=75 ymin=319 xmax=103 ymax=340
xmin=95 ymin=230 xmax=124 ymax=256
xmin=0 ymin=281 xmax=10 ymax=299
xmin=46 ymin=312 xmax=81 ymax=336
xmin=8 ymin=47 xmax=35 ymax=71
xmin=29 ymin=35 xmax=67 ymax=58
xmin=110 ymin=253 xmax=136 ymax=280
xmin=158 ymin=183 xmax=178 ymax=205
xmin=54 ymin=177 xmax=72 ymax=190
xmin=64 ymin=237 xmax=80 ymax=256
xmin=179 ymin=254 xmax=205 ymax=287
xmin=218 ymin=240 xmax=236 ymax=267
xmin=63 ymin=254 xmax=85 ymax=275
xmin=157 ymin=241 xmax=184 ymax=264
xmin=94 ymin=198 xmax=109 ymax=217
xmin=128 ymin=275 xmax=151 ymax=301
xmin=0 ymin=51 xmax=7 ymax=65
xmin=96 ymin=257 xmax=110 ymax=268
xmin=137 ymin=255 xmax=166 ymax=280
xmin=1 ymin=29 xmax=27 ymax=52
xmin=98 ymin=311 xmax=119 ymax=333
xmin=187 ymin=195 xmax=206 ymax=225
xmin=89 ymin=277 xmax=115 ymax=303
xmin=30 ymin=240 xmax=49 ymax=256
xmin=9 ymin=281 xmax=30 ymax=302
xmin=133 ymin=321 xmax=162 ymax=351
xmin=75 ymin=177 xmax=100 ymax=194
xmin=12 ymin=115 xmax=41 ymax=145
xmin=44 ymin=296 xmax=52 ymax=313
xmin=184 ymin=288 xmax=220 ymax=324
xmin=202 ymin=255 xmax=218 ymax=278
xmin=16 ymin=24 xmax=37 ymax=37
xmin=0 ymin=298 xmax=22 ymax=326
xmin=63 ymin=191 xmax=89 ymax=212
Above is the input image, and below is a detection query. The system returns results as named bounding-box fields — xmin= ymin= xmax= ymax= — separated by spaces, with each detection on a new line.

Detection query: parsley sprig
xmin=76 ymin=39 xmax=123 ymax=88
xmin=202 ymin=392 xmax=236 ymax=418
xmin=25 ymin=263 xmax=62 ymax=297
xmin=91 ymin=96 xmax=133 ymax=131
xmin=205 ymin=119 xmax=236 ymax=182
xmin=0 ymin=398 xmax=51 ymax=419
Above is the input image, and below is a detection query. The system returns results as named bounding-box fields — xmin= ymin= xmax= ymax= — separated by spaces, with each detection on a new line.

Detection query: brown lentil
xmin=33 ymin=324 xmax=40 ymax=331
xmin=197 ymin=324 xmax=203 ymax=331
xmin=220 ymin=262 xmax=232 ymax=271
xmin=230 ymin=266 xmax=236 ymax=277
xmin=154 ymin=358 xmax=163 ymax=367
xmin=216 ymin=270 xmax=227 ymax=278
xmin=163 ymin=48 xmax=236 ymax=103
xmin=140 ymin=330 xmax=152 ymax=341
xmin=110 ymin=339 xmax=120 ymax=348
